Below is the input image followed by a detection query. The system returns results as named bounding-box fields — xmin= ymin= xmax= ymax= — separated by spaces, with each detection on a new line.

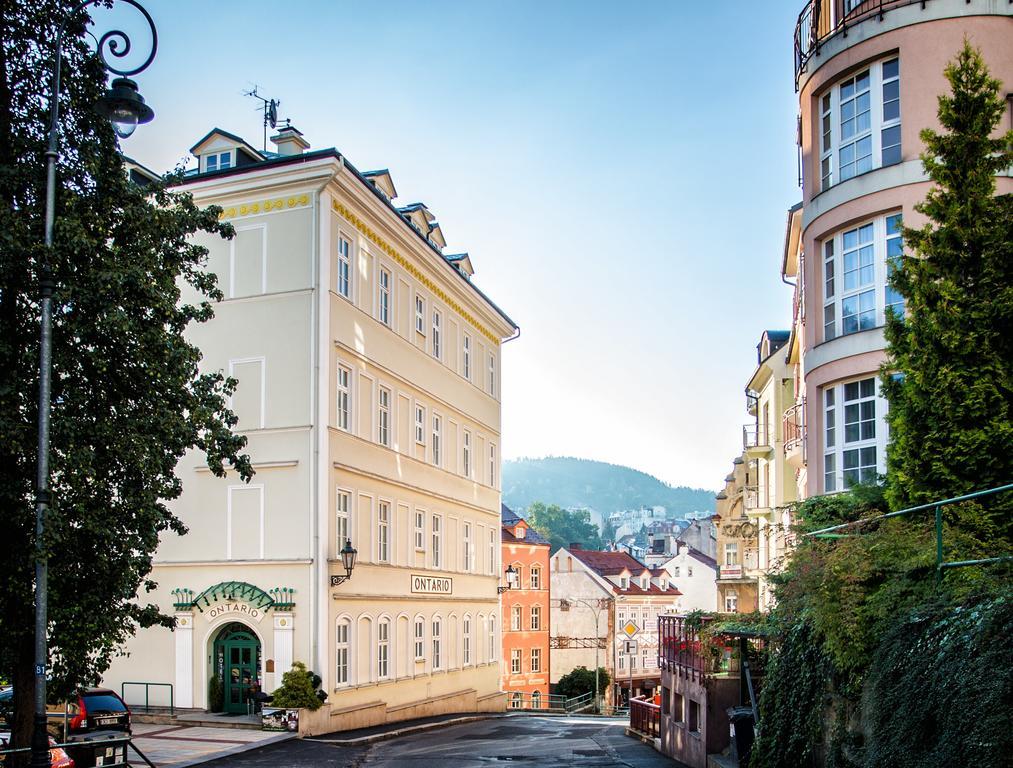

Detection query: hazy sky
xmin=109 ymin=0 xmax=803 ymax=491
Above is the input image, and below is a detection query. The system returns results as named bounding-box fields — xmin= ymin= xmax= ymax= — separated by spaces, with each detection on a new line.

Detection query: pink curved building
xmin=786 ymin=0 xmax=1012 ymax=499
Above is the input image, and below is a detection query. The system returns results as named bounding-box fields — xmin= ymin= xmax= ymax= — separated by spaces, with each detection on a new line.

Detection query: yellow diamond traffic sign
xmin=622 ymin=620 xmax=640 ymax=638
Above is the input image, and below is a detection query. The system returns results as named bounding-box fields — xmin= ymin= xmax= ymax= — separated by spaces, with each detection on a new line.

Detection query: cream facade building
xmin=102 ymin=125 xmax=518 ymax=730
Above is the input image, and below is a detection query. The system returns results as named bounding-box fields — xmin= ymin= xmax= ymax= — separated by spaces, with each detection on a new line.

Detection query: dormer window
xmin=515 ymin=525 xmax=525 ymax=540
xmin=205 ymin=151 xmax=232 ymax=173
xmin=660 ymin=579 xmax=668 ymax=590
xmin=641 ymin=577 xmax=649 ymax=590
xmin=620 ymin=577 xmax=629 ymax=589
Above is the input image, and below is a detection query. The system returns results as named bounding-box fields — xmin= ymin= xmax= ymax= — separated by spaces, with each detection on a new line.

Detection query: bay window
xmin=821 ymin=213 xmax=904 ymax=341
xmin=818 ymin=58 xmax=900 ymax=191
xmin=823 ymin=377 xmax=887 ymax=492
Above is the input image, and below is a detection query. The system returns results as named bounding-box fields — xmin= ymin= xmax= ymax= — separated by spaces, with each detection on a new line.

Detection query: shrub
xmin=207 ymin=675 xmax=223 ymax=713
xmin=270 ymin=662 xmax=326 ymax=710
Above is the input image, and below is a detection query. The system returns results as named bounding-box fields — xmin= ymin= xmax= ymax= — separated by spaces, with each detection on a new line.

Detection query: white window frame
xmin=463 ymin=615 xmax=472 ymax=666
xmin=884 ymin=213 xmax=905 ymax=318
xmin=377 ymin=265 xmax=392 ymax=326
xmin=415 ymin=294 xmax=426 ymax=335
xmin=431 ymin=513 xmax=443 ymax=569
xmin=511 ymin=604 xmax=522 ymax=631
xmin=432 ymin=413 xmax=442 ymax=467
xmin=462 ymin=522 xmax=473 ymax=572
xmin=530 ymin=605 xmax=541 ymax=631
xmin=204 ymin=150 xmax=233 ymax=173
xmin=377 ymin=386 xmax=391 ymax=447
xmin=432 ymin=308 xmax=442 ymax=360
xmin=337 ymin=364 xmax=352 ymax=432
xmin=489 ymin=443 xmax=497 ymax=488
xmin=335 ymin=618 xmax=351 ymax=686
xmin=488 ymin=353 xmax=496 ymax=397
xmin=414 ymin=617 xmax=425 ymax=661
xmin=818 ymin=57 xmax=901 ymax=191
xmin=487 ymin=528 xmax=496 ymax=575
xmin=510 ymin=648 xmax=521 ymax=674
xmin=377 ymin=500 xmax=390 ymax=563
xmin=724 ymin=542 xmax=738 ymax=566
xmin=462 ymin=334 xmax=472 ymax=380
xmin=432 ymin=617 xmax=443 ymax=670
xmin=530 ymin=647 xmax=541 ymax=673
xmin=823 ymin=377 xmax=887 ymax=492
xmin=337 ymin=233 xmax=353 ymax=300
xmin=821 ymin=213 xmax=902 ymax=342
xmin=530 ymin=566 xmax=540 ymax=590
xmin=415 ymin=404 xmax=426 ymax=445
xmin=377 ymin=618 xmax=391 ymax=680
xmin=725 ymin=592 xmax=739 ymax=613
xmin=414 ymin=509 xmax=426 ymax=552
xmin=488 ymin=616 xmax=496 ymax=664
xmin=336 ymin=488 xmax=351 ymax=552
xmin=462 ymin=430 xmax=472 ymax=479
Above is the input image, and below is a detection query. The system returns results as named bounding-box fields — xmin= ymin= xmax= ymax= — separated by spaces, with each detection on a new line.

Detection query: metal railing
xmin=0 ymin=735 xmax=156 ymax=768
xmin=743 ymin=486 xmax=769 ymax=511
xmin=805 ymin=483 xmax=1013 ymax=583
xmin=505 ymin=690 xmax=595 ymax=713
xmin=794 ymin=0 xmax=934 ymax=90
xmin=629 ymin=696 xmax=660 ymax=738
xmin=742 ymin=424 xmax=770 ymax=451
xmin=783 ymin=403 xmax=804 ymax=454
xmin=121 ymin=681 xmax=174 ymax=714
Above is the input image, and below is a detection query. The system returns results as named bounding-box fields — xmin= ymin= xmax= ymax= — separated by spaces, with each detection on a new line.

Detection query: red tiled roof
xmin=613 ymin=582 xmax=683 ymax=597
xmin=569 ymin=548 xmax=649 ymax=576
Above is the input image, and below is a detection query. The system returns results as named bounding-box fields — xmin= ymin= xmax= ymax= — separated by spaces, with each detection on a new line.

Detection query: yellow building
xmin=102 ymin=125 xmax=518 ymax=731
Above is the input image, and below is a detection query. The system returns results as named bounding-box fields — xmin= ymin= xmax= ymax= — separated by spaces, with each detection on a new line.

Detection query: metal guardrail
xmin=122 ymin=681 xmax=174 ymax=715
xmin=805 ymin=483 xmax=1013 ymax=583
xmin=0 ymin=735 xmax=156 ymax=768
xmin=794 ymin=0 xmax=934 ymax=91
xmin=506 ymin=689 xmax=596 ymax=713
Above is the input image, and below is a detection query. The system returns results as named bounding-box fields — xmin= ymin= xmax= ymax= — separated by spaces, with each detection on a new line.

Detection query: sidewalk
xmin=129 ymin=722 xmax=295 ymax=767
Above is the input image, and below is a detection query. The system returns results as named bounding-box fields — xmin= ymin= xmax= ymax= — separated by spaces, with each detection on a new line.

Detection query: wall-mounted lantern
xmin=330 ymin=539 xmax=358 ymax=586
xmin=497 ymin=564 xmax=519 ymax=594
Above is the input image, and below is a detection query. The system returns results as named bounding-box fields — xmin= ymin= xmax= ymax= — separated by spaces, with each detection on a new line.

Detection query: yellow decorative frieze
xmin=219 ymin=193 xmax=309 ymax=220
xmin=332 ymin=200 xmax=501 ymax=346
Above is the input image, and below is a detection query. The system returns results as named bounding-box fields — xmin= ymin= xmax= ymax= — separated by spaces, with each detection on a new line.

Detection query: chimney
xmin=270 ymin=125 xmax=310 ymax=156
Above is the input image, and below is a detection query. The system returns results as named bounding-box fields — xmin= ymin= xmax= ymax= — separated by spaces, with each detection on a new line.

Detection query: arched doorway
xmin=212 ymin=622 xmax=262 ymax=714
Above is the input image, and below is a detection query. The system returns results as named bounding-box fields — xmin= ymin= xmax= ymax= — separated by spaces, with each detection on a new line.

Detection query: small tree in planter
xmin=271 ymin=662 xmax=325 ymax=710
xmin=208 ymin=675 xmax=224 ymax=713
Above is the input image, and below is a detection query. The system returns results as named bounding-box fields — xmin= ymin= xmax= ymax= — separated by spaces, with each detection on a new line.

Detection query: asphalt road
xmin=199 ymin=715 xmax=684 ymax=767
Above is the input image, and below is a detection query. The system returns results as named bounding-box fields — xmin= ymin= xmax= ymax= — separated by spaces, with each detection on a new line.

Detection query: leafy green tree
xmin=882 ymin=42 xmax=1013 ymax=528
xmin=0 ymin=0 xmax=251 ymax=750
xmin=525 ymin=501 xmax=602 ymax=552
xmin=555 ymin=666 xmax=610 ymax=699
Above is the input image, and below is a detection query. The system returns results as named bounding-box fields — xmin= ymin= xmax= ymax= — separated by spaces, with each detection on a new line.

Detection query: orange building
xmin=500 ymin=505 xmax=551 ymax=708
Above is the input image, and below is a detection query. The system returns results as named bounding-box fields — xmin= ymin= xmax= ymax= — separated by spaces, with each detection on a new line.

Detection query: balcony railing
xmin=783 ymin=402 xmax=804 ymax=454
xmin=629 ymin=697 xmax=660 ymax=739
xmin=794 ymin=0 xmax=929 ymax=90
xmin=742 ymin=424 xmax=770 ymax=452
xmin=743 ymin=485 xmax=769 ymax=511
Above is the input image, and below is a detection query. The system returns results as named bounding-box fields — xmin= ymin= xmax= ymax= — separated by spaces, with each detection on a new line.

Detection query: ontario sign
xmin=411 ymin=575 xmax=453 ymax=595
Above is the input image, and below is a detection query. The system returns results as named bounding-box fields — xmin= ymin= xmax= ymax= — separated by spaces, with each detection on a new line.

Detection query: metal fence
xmin=0 ymin=735 xmax=155 ymax=768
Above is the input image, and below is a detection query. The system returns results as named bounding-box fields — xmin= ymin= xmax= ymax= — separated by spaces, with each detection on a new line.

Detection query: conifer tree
xmin=882 ymin=42 xmax=1012 ymax=522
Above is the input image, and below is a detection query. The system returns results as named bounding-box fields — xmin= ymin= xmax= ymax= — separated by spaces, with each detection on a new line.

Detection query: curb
xmin=158 ymin=731 xmax=298 ymax=768
xmin=309 ymin=713 xmax=501 ymax=746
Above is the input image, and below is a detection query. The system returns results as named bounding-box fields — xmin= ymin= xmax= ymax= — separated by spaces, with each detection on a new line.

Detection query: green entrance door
xmin=213 ymin=624 xmax=260 ymax=714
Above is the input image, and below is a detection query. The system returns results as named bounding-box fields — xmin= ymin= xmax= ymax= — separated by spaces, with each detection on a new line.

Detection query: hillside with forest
xmin=502 ymin=456 xmax=715 ymax=517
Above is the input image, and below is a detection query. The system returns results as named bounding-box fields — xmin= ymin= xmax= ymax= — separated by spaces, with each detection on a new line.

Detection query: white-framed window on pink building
xmin=818 ymin=57 xmax=900 ymax=191
xmin=823 ymin=377 xmax=887 ymax=492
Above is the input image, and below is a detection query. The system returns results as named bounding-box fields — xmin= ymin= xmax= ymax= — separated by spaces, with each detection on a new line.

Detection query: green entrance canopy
xmin=192 ymin=581 xmax=275 ymax=612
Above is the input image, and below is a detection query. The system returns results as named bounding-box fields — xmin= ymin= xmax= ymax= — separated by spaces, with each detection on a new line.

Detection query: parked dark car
xmin=47 ymin=689 xmax=130 ymax=768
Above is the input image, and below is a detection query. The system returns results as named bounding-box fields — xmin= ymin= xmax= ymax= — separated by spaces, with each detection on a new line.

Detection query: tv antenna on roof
xmin=244 ymin=85 xmax=281 ymax=151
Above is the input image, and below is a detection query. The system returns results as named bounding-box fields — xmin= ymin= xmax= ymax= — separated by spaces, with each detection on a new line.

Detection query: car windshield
xmin=82 ymin=694 xmax=126 ymax=713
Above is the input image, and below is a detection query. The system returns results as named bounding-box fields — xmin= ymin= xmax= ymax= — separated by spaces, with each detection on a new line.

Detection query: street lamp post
xmin=570 ymin=598 xmax=612 ymax=713
xmin=31 ymin=3 xmax=156 ymax=766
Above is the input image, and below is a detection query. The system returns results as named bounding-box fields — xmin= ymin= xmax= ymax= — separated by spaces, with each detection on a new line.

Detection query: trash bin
xmin=727 ymin=706 xmax=755 ymax=767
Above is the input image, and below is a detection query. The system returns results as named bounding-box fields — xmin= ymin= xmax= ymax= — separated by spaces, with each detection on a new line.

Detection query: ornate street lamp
xmin=497 ymin=564 xmax=519 ymax=594
xmin=31 ymin=3 xmax=157 ymax=766
xmin=330 ymin=540 xmax=358 ymax=586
